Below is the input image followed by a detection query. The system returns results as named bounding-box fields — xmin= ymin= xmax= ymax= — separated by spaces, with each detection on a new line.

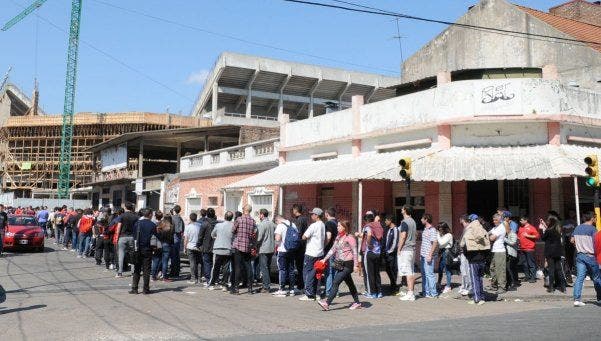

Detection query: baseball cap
xmin=502 ymin=211 xmax=512 ymax=219
xmin=468 ymin=214 xmax=479 ymax=222
xmin=310 ymin=207 xmax=324 ymax=216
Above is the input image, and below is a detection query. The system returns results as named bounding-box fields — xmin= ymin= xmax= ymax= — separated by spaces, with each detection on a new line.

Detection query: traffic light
xmin=399 ymin=157 xmax=412 ymax=180
xmin=585 ymin=155 xmax=599 ymax=187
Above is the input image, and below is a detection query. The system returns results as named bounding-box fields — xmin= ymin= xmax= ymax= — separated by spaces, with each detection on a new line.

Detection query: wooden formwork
xmin=0 ymin=112 xmax=210 ymax=194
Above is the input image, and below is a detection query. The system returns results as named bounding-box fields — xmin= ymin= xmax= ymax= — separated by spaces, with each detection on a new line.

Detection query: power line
xmin=284 ymin=0 xmax=601 ymax=48
xmin=89 ymin=0 xmax=398 ymax=75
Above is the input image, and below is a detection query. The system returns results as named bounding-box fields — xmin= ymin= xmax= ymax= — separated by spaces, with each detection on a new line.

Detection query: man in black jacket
xmin=130 ymin=208 xmax=157 ymax=295
xmin=197 ymin=208 xmax=217 ymax=286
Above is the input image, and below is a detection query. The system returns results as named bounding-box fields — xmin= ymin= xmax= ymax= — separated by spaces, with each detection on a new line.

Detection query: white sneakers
xmin=298 ymin=295 xmax=315 ymax=301
xmin=272 ymin=290 xmax=287 ymax=297
xmin=289 ymin=289 xmax=297 ymax=296
xmin=399 ymin=292 xmax=416 ymax=301
xmin=574 ymin=301 xmax=586 ymax=307
xmin=442 ymin=287 xmax=452 ymax=294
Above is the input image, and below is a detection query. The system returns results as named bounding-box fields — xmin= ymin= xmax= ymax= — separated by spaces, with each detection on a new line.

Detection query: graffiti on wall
xmin=481 ymin=83 xmax=515 ymax=104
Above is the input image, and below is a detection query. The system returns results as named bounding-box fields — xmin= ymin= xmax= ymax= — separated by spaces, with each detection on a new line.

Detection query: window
xmin=102 ymin=187 xmax=110 ymax=194
xmin=208 ymin=196 xmax=219 ymax=207
xmin=504 ymin=180 xmax=529 ymax=217
xmin=112 ymin=190 xmax=122 ymax=208
xmin=248 ymin=194 xmax=273 ymax=220
xmin=186 ymin=197 xmax=202 ymax=217
xmin=226 ymin=193 xmax=242 ymax=212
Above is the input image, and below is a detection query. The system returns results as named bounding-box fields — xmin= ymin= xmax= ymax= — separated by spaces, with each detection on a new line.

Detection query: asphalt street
xmin=1 ymin=241 xmax=600 ymax=340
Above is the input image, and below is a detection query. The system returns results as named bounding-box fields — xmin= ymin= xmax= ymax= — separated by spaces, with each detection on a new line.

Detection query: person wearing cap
xmin=497 ymin=208 xmax=518 ymax=233
xmin=460 ymin=213 xmax=491 ymax=305
xmin=299 ymin=207 xmax=326 ymax=301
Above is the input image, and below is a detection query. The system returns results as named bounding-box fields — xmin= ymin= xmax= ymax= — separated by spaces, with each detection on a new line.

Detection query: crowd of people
xmin=1 ymin=202 xmax=601 ymax=309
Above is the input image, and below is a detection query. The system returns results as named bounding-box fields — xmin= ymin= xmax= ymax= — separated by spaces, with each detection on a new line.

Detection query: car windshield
xmin=9 ymin=216 xmax=37 ymax=226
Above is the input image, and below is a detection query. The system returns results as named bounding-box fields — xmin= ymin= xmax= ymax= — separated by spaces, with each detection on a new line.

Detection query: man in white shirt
xmin=489 ymin=213 xmax=507 ymax=294
xmin=273 ymin=215 xmax=298 ymax=297
xmin=184 ymin=213 xmax=202 ymax=285
xmin=299 ymin=207 xmax=325 ymax=301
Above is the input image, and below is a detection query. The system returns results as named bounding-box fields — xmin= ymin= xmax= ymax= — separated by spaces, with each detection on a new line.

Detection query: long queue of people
xmin=4 ymin=202 xmax=601 ymax=310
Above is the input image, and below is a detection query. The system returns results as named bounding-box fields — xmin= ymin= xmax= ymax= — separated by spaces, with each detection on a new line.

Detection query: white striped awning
xmin=373 ymin=144 xmax=593 ymax=182
xmin=226 ymin=144 xmax=598 ymax=189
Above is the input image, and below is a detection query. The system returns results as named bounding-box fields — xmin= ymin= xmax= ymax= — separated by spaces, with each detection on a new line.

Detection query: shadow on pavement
xmin=0 ymin=284 xmax=5 ymax=303
xmin=0 ymin=304 xmax=47 ymax=315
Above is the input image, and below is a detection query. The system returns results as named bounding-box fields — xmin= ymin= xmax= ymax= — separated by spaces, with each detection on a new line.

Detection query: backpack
xmin=283 ymin=223 xmax=301 ymax=252
xmin=446 ymin=240 xmax=462 ymax=270
xmin=54 ymin=214 xmax=64 ymax=226
xmin=79 ymin=216 xmax=94 ymax=234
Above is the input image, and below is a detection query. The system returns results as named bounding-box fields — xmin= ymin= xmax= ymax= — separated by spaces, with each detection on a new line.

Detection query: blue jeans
xmin=202 ymin=252 xmax=213 ymax=283
xmin=151 ymin=243 xmax=171 ymax=279
xmin=72 ymin=229 xmax=79 ymax=251
xmin=78 ymin=234 xmax=91 ymax=256
xmin=325 ymin=258 xmax=338 ymax=296
xmin=39 ymin=222 xmax=47 ymax=237
xmin=278 ymin=252 xmax=296 ymax=291
xmin=420 ymin=256 xmax=437 ymax=297
xmin=170 ymin=234 xmax=182 ymax=277
xmin=259 ymin=253 xmax=273 ymax=290
xmin=303 ymin=254 xmax=319 ymax=297
xmin=438 ymin=250 xmax=452 ymax=288
xmin=573 ymin=253 xmax=601 ymax=301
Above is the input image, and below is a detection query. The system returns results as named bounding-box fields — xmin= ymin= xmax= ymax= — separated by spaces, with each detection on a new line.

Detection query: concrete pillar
xmin=437 ymin=71 xmax=452 ymax=85
xmin=309 ymin=95 xmax=314 ymax=118
xmin=159 ymin=179 xmax=166 ymax=212
xmin=176 ymin=143 xmax=182 ymax=173
xmin=211 ymin=81 xmax=218 ymax=118
xmin=138 ymin=141 xmax=144 ymax=178
xmin=439 ymin=182 xmax=453 ymax=226
xmin=277 ymin=93 xmax=284 ymax=119
xmin=547 ymin=122 xmax=561 ymax=145
xmin=278 ymin=186 xmax=284 ymax=215
xmin=437 ymin=124 xmax=451 ymax=149
xmin=245 ymin=89 xmax=252 ymax=118
xmin=352 ymin=139 xmax=361 ymax=157
xmin=550 ymin=178 xmax=563 ymax=217
xmin=278 ymin=151 xmax=287 ymax=165
xmin=351 ymin=95 xmax=364 ymax=135
xmin=542 ymin=64 xmax=559 ymax=80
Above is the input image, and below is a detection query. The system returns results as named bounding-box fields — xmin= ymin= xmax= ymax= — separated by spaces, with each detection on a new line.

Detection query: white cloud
xmin=186 ymin=69 xmax=210 ymax=85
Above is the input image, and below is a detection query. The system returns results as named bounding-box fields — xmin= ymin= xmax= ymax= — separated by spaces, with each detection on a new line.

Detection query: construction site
xmin=0 ymin=83 xmax=208 ymax=199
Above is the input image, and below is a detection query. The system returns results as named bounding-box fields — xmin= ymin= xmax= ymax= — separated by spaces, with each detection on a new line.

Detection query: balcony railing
xmin=180 ymin=138 xmax=279 ymax=173
xmin=91 ymin=168 xmax=137 ymax=183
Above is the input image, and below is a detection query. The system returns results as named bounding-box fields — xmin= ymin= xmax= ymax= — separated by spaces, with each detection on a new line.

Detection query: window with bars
xmin=186 ymin=197 xmax=202 ymax=217
xmin=249 ymin=194 xmax=273 ymax=220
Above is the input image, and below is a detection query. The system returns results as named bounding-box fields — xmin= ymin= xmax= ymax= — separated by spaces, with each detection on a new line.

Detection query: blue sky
xmin=0 ymin=0 xmax=553 ymax=115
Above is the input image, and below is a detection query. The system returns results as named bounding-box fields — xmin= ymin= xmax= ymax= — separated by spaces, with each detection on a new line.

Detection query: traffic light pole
xmin=593 ymin=187 xmax=601 ymax=231
xmin=405 ymin=178 xmax=411 ymax=206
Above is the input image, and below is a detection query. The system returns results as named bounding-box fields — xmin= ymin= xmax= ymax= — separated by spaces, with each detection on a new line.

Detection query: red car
xmin=3 ymin=215 xmax=45 ymax=252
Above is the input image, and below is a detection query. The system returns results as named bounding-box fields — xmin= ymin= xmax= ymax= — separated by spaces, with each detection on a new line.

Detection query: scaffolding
xmin=0 ymin=112 xmax=209 ymax=197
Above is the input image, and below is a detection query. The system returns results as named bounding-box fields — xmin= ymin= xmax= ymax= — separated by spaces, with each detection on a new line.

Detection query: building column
xmin=351 ymin=95 xmax=363 ymax=157
xmin=547 ymin=122 xmax=561 ymax=146
xmin=176 ymin=143 xmax=182 ymax=173
xmin=550 ymin=178 xmax=563 ymax=217
xmin=138 ymin=141 xmax=144 ymax=178
xmin=437 ymin=124 xmax=451 ymax=149
xmin=159 ymin=178 xmax=166 ymax=212
xmin=357 ymin=180 xmax=363 ymax=234
xmin=278 ymin=186 xmax=284 ymax=215
xmin=211 ymin=81 xmax=218 ymax=119
xmin=437 ymin=71 xmax=452 ymax=85
xmin=439 ymin=182 xmax=453 ymax=225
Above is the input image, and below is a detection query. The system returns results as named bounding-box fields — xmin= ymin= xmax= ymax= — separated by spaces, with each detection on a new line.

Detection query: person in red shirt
xmin=518 ymin=216 xmax=540 ymax=283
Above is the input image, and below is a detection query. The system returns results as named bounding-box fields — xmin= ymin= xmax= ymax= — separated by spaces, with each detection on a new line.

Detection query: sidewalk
xmin=361 ymin=271 xmax=599 ymax=302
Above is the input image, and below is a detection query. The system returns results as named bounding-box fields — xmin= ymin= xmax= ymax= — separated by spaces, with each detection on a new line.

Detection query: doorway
xmin=467 ymin=180 xmax=498 ymax=220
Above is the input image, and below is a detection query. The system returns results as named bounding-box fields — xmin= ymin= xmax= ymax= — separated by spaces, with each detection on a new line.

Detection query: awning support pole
xmin=278 ymin=186 xmax=284 ymax=215
xmin=358 ymin=180 xmax=363 ymax=234
xmin=574 ymin=176 xmax=581 ymax=225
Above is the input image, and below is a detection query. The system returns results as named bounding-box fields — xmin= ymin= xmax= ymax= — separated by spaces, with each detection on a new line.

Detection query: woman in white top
xmin=436 ymin=222 xmax=453 ymax=294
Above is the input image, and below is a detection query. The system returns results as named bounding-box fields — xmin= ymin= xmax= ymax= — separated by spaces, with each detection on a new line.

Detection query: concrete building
xmin=401 ymin=0 xmax=601 ymax=93
xmin=226 ymin=0 xmax=601 ymax=236
xmin=191 ymin=52 xmax=399 ymax=124
xmin=175 ymin=137 xmax=280 ymax=220
xmin=86 ymin=125 xmax=277 ymax=211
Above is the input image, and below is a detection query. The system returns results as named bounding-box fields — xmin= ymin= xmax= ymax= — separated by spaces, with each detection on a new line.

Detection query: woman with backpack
xmin=317 ymin=220 xmax=361 ymax=311
xmin=436 ymin=222 xmax=454 ymax=294
xmin=152 ymin=213 xmax=174 ymax=282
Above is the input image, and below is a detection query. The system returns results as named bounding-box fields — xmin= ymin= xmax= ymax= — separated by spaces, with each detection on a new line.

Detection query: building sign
xmin=101 ymin=143 xmax=127 ymax=172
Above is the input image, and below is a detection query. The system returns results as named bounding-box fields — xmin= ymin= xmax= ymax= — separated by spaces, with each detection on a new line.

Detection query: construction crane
xmin=3 ymin=0 xmax=82 ymax=199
